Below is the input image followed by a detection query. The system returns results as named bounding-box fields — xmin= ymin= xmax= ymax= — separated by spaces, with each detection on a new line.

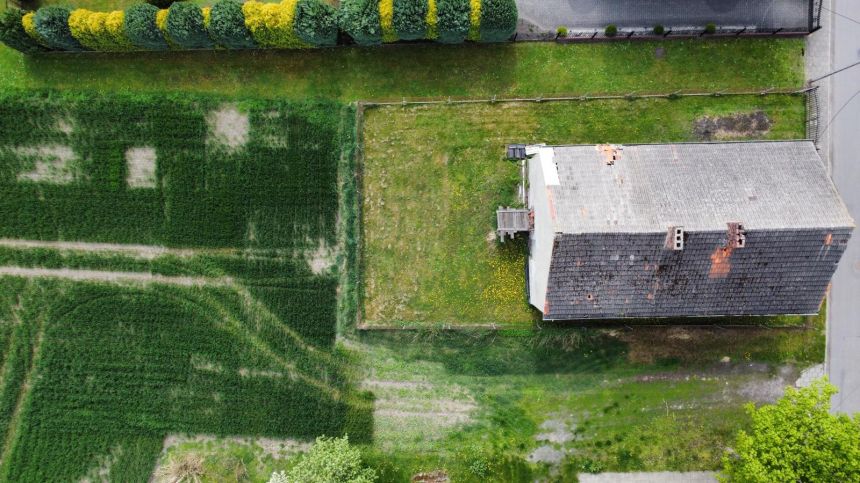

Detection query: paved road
xmin=517 ymin=0 xmax=809 ymax=31
xmin=827 ymin=0 xmax=860 ymax=415
xmin=579 ymin=472 xmax=716 ymax=483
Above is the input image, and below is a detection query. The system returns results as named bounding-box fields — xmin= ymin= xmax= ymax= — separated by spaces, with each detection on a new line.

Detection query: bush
xmin=379 ymin=0 xmax=394 ymax=41
xmin=0 ymin=8 xmax=48 ymax=53
xmin=556 ymin=25 xmax=567 ymax=37
xmin=393 ymin=0 xmax=427 ymax=41
xmin=165 ymin=1 xmax=212 ymax=49
xmin=286 ymin=436 xmax=377 ymax=483
xmin=653 ymin=24 xmax=664 ymax=35
xmin=478 ymin=0 xmax=516 ymax=42
xmin=467 ymin=0 xmax=479 ymax=40
xmin=426 ymin=0 xmax=437 ymax=39
xmin=208 ymin=0 xmax=256 ymax=48
xmin=705 ymin=22 xmax=716 ymax=34
xmin=146 ymin=0 xmax=175 ymax=9
xmin=243 ymin=0 xmax=307 ymax=49
xmin=338 ymin=0 xmax=381 ymax=45
xmin=604 ymin=23 xmax=617 ymax=37
xmin=721 ymin=379 xmax=860 ymax=482
xmin=436 ymin=0 xmax=469 ymax=43
xmin=125 ymin=4 xmax=168 ymax=50
xmin=68 ymin=9 xmax=132 ymax=51
xmin=34 ymin=6 xmax=85 ymax=51
xmin=294 ymin=0 xmax=338 ymax=46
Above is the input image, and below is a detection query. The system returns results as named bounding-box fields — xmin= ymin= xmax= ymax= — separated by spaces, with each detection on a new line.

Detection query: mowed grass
xmin=0 ymin=91 xmax=370 ymax=480
xmin=0 ymin=39 xmax=804 ymax=99
xmin=361 ymin=95 xmax=808 ymax=327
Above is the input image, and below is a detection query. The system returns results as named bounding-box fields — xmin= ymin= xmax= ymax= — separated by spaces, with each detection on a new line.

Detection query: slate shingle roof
xmin=534 ymin=140 xmax=855 ymax=320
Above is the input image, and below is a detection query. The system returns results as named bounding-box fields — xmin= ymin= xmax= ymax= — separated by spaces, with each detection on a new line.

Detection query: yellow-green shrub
xmin=426 ymin=0 xmax=438 ymax=39
xmin=202 ymin=6 xmax=211 ymax=27
xmin=22 ymin=12 xmax=48 ymax=46
xmin=378 ymin=0 xmax=394 ymax=42
xmin=243 ymin=0 xmax=308 ymax=48
xmin=69 ymin=9 xmax=131 ymax=51
xmin=468 ymin=0 xmax=479 ymax=40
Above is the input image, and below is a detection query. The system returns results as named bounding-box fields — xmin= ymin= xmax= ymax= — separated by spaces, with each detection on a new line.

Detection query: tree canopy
xmin=721 ymin=378 xmax=860 ymax=483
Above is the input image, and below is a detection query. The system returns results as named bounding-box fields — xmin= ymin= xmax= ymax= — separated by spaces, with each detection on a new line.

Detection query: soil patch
xmin=125 ymin=147 xmax=157 ymax=189
xmin=693 ymin=111 xmax=771 ymax=140
xmin=14 ymin=145 xmax=79 ymax=184
xmin=412 ymin=470 xmax=450 ymax=482
xmin=207 ymin=104 xmax=249 ymax=152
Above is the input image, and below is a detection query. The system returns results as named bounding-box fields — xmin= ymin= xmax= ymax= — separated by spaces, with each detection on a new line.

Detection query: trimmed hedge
xmin=0 ymin=9 xmax=47 ymax=53
xmin=34 ymin=6 xmax=85 ymax=51
xmin=242 ymin=0 xmax=307 ymax=49
xmin=68 ymin=9 xmax=132 ymax=51
xmin=339 ymin=0 xmax=381 ymax=45
xmin=478 ymin=0 xmax=516 ymax=42
xmin=1 ymin=0 xmax=517 ymax=53
xmin=294 ymin=0 xmax=338 ymax=47
xmin=393 ymin=0 xmax=427 ymax=41
xmin=125 ymin=3 xmax=168 ymax=50
xmin=208 ymin=0 xmax=256 ymax=49
xmin=166 ymin=1 xmax=212 ymax=48
xmin=436 ymin=0 xmax=469 ymax=43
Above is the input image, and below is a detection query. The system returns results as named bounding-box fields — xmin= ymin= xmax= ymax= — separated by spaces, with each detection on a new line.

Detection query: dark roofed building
xmin=524 ymin=141 xmax=855 ymax=320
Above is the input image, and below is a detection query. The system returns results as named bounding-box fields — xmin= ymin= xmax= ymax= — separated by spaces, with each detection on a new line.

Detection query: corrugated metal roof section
xmin=542 ymin=140 xmax=855 ymax=234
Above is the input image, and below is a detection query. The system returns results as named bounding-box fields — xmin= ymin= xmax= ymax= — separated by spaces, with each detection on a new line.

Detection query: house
xmin=518 ymin=140 xmax=854 ymax=320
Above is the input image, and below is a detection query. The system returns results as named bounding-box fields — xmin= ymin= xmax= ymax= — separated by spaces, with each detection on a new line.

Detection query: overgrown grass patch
xmin=361 ymin=95 xmax=807 ymax=327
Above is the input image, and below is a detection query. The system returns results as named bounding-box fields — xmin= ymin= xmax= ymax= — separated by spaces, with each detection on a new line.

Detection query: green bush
xmin=556 ymin=25 xmax=567 ymax=38
xmin=721 ymin=379 xmax=860 ymax=482
xmin=165 ymin=1 xmax=212 ymax=49
xmin=653 ymin=24 xmax=664 ymax=35
xmin=285 ymin=436 xmax=378 ymax=483
xmin=208 ymin=0 xmax=256 ymax=49
xmin=435 ymin=0 xmax=470 ymax=43
xmin=146 ymin=0 xmax=175 ymax=8
xmin=478 ymin=0 xmax=517 ymax=43
xmin=339 ymin=0 xmax=382 ymax=45
xmin=705 ymin=22 xmax=716 ymax=34
xmin=295 ymin=0 xmax=338 ymax=47
xmin=604 ymin=23 xmax=617 ymax=37
xmin=125 ymin=4 xmax=168 ymax=50
xmin=0 ymin=8 xmax=47 ymax=53
xmin=34 ymin=6 xmax=85 ymax=51
xmin=393 ymin=0 xmax=427 ymax=41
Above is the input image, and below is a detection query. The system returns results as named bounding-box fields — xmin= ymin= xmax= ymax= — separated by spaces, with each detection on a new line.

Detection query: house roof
xmin=545 ymin=140 xmax=855 ymax=234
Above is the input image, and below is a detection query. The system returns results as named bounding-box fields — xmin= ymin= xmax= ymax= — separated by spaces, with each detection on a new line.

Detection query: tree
xmin=276 ymin=435 xmax=377 ymax=483
xmin=721 ymin=378 xmax=860 ymax=483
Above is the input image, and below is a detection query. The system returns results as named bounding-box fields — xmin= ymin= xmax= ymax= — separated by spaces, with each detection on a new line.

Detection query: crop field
xmin=0 ymin=91 xmax=371 ymax=480
xmin=361 ymin=95 xmax=809 ymax=327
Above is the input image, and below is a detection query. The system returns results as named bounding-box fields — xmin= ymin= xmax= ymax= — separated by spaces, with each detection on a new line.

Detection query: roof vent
xmin=728 ymin=222 xmax=746 ymax=249
xmin=665 ymin=226 xmax=684 ymax=251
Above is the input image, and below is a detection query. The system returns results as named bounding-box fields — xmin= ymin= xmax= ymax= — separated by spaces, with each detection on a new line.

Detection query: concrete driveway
xmin=516 ymin=0 xmax=809 ymax=31
xmin=827 ymin=0 xmax=860 ymax=415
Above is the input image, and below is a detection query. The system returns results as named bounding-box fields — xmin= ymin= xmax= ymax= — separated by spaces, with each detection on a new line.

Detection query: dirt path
xmin=0 ymin=238 xmax=234 ymax=259
xmin=0 ymin=266 xmax=233 ymax=287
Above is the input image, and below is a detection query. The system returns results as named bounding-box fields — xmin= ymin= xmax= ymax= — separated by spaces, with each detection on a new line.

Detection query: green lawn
xmin=361 ymin=95 xmax=808 ymax=327
xmin=0 ymin=39 xmax=803 ymax=99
